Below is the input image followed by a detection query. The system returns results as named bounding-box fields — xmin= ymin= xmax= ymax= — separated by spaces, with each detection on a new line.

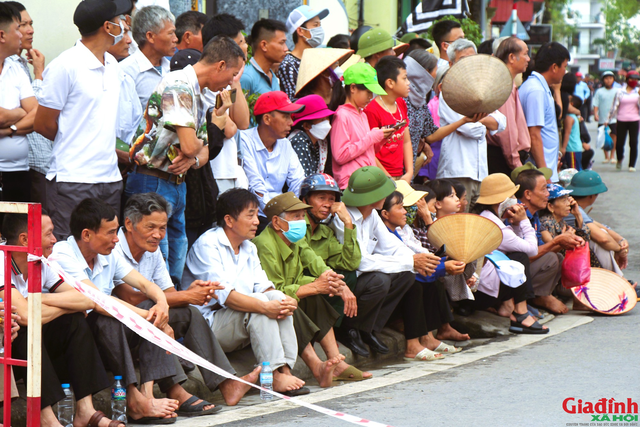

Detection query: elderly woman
xmin=471 ymin=174 xmax=549 ymax=334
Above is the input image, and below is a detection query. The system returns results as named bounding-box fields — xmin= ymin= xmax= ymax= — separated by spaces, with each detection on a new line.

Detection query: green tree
xmin=543 ymin=0 xmax=578 ymax=42
xmin=601 ymin=0 xmax=640 ymax=61
xmin=429 ymin=15 xmax=483 ymax=46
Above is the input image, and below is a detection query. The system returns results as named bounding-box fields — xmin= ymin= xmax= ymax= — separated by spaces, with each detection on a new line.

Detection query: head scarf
xmin=405 ymin=56 xmax=435 ymax=109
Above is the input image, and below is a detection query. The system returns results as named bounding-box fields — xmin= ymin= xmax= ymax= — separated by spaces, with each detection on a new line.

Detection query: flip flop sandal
xmin=403 ymin=347 xmax=445 ymax=361
xmin=176 ymin=395 xmax=221 ymax=417
xmin=333 ymin=365 xmax=372 ymax=381
xmin=88 ymin=410 xmax=125 ymax=427
xmin=127 ymin=416 xmax=177 ymax=425
xmin=282 ymin=386 xmax=310 ymax=397
xmin=434 ymin=342 xmax=462 ymax=354
xmin=509 ymin=311 xmax=550 ymax=335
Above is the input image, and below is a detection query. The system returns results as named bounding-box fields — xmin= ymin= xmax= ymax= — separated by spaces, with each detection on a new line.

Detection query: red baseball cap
xmin=575 ymin=72 xmax=583 ymax=78
xmin=254 ymin=91 xmax=305 ymax=116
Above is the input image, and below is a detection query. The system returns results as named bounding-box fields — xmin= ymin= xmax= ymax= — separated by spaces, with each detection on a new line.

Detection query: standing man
xmin=519 ymin=42 xmax=570 ymax=183
xmin=126 ymin=36 xmax=245 ymax=284
xmin=174 ymin=11 xmax=207 ymax=52
xmin=34 ymin=0 xmax=132 ymax=239
xmin=0 ymin=3 xmax=37 ymax=205
xmin=593 ymin=71 xmax=618 ymax=163
xmin=574 ymin=72 xmax=591 ymax=121
xmin=487 ymin=36 xmax=532 ymax=175
xmin=357 ymin=28 xmax=403 ymax=68
xmin=240 ymin=18 xmax=288 ymax=97
xmin=430 ymin=20 xmax=464 ymax=68
xmin=278 ymin=5 xmax=329 ymax=100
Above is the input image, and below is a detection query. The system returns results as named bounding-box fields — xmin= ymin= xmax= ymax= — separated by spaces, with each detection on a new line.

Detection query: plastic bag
xmin=596 ymin=126 xmax=605 ymax=149
xmin=561 ymin=243 xmax=591 ymax=288
xmin=604 ymin=126 xmax=614 ymax=151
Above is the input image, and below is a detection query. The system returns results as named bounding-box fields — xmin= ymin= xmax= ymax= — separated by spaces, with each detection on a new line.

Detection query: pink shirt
xmin=330 ymin=103 xmax=385 ymax=189
xmin=427 ymin=96 xmax=440 ymax=127
xmin=609 ymin=87 xmax=640 ymax=122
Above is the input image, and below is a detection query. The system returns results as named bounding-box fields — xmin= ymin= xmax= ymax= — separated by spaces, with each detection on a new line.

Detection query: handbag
xmin=579 ymin=120 xmax=591 ymax=143
xmin=561 ymin=242 xmax=591 ymax=288
xmin=603 ymin=126 xmax=614 ymax=151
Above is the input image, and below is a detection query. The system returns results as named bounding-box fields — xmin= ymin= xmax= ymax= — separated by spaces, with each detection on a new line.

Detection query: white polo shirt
xmin=0 ymin=254 xmax=63 ymax=297
xmin=120 ymin=49 xmax=171 ymax=112
xmin=202 ymin=87 xmax=239 ymax=180
xmin=0 ymin=58 xmax=35 ymax=172
xmin=51 ymin=236 xmax=133 ymax=296
xmin=39 ymin=41 xmax=122 ymax=184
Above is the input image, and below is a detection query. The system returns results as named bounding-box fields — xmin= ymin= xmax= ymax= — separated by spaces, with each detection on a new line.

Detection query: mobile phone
xmin=393 ymin=120 xmax=407 ymax=130
xmin=215 ymin=88 xmax=237 ymax=109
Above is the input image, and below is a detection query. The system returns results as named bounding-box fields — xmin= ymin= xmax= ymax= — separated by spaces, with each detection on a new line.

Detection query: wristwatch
xmin=9 ymin=125 xmax=17 ymax=138
xmin=193 ymin=156 xmax=200 ymax=168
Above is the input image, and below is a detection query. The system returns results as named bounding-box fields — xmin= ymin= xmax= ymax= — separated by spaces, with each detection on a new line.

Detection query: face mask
xmin=107 ymin=20 xmax=125 ymax=45
xmin=334 ymin=66 xmax=344 ymax=81
xmin=280 ymin=218 xmax=307 ymax=243
xmin=405 ymin=205 xmax=418 ymax=226
xmin=309 ymin=120 xmax=331 ymax=140
xmin=628 ymin=79 xmax=639 ymax=89
xmin=498 ymin=196 xmax=518 ymax=218
xmin=302 ymin=26 xmax=325 ymax=48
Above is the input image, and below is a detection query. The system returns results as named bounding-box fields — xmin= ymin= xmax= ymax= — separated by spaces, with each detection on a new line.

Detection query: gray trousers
xmin=530 ymin=252 xmax=563 ymax=297
xmin=212 ymin=290 xmax=298 ymax=371
xmin=46 ymin=178 xmax=122 ymax=240
xmin=592 ymin=241 xmax=624 ymax=276
xmin=157 ymin=306 xmax=236 ymax=393
xmin=455 ymin=177 xmax=481 ymax=212
xmin=344 ymin=271 xmax=415 ymax=333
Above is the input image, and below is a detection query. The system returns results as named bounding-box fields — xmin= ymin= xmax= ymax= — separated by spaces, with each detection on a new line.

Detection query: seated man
xmin=513 ymin=166 xmax=585 ymax=314
xmin=183 ymin=189 xmax=306 ymax=395
xmin=1 ymin=212 xmax=122 ymax=427
xmin=111 ymin=193 xmax=260 ymax=407
xmin=331 ymin=166 xmax=434 ymax=356
xmin=239 ymin=91 xmax=306 ymax=230
xmin=50 ymin=198 xmax=209 ymax=422
xmin=254 ymin=192 xmax=366 ymax=386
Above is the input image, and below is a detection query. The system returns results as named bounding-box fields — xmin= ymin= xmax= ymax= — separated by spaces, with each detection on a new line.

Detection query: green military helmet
xmin=342 ymin=166 xmax=397 ymax=207
xmin=566 ymin=170 xmax=608 ymax=197
xmin=356 ymin=28 xmax=395 ymax=58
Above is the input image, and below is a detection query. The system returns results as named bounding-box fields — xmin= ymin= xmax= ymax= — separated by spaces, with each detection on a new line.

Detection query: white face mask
xmin=333 ymin=66 xmax=344 ymax=81
xmin=107 ymin=20 xmax=125 ymax=45
xmin=301 ymin=26 xmax=325 ymax=48
xmin=498 ymin=196 xmax=518 ymax=218
xmin=309 ymin=120 xmax=331 ymax=140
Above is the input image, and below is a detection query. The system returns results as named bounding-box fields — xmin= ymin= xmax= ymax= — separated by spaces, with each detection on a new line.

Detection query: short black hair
xmin=4 ymin=2 xmax=25 ymax=12
xmin=216 ymin=188 xmax=259 ymax=227
xmin=569 ymin=95 xmax=583 ymax=109
xmin=250 ymin=18 xmax=287 ymax=50
xmin=0 ymin=2 xmax=21 ymax=29
xmin=429 ymin=179 xmax=456 ymax=201
xmin=409 ymin=37 xmax=431 ymax=50
xmin=477 ymin=38 xmax=494 ymax=55
xmin=375 ymin=56 xmax=406 ymax=89
xmin=202 ymin=13 xmax=245 ymax=47
xmin=514 ymin=169 xmax=545 ymax=199
xmin=70 ymin=198 xmax=118 ymax=241
xmin=175 ymin=11 xmax=207 ymax=43
xmin=200 ymin=35 xmax=245 ymax=67
xmin=327 ymin=34 xmax=350 ymax=49
xmin=451 ymin=180 xmax=466 ymax=199
xmin=1 ymin=213 xmax=28 ymax=245
xmin=413 ymin=184 xmax=436 ymax=204
xmin=533 ymin=42 xmax=570 ymax=74
xmin=431 ymin=20 xmax=461 ymax=51
xmin=380 ymin=191 xmax=404 ymax=213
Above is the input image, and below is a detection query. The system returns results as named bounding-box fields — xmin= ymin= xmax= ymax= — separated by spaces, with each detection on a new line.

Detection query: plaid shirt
xmin=12 ymin=55 xmax=52 ymax=175
xmin=411 ymin=224 xmax=438 ymax=253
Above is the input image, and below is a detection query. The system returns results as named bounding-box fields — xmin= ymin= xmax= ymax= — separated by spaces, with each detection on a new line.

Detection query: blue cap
xmin=286 ymin=5 xmax=329 ymax=34
xmin=262 ymin=361 xmax=270 ymax=366
xmin=547 ymin=183 xmax=572 ymax=201
xmin=61 ymin=383 xmax=70 ymax=388
xmin=114 ymin=375 xmax=122 ymax=380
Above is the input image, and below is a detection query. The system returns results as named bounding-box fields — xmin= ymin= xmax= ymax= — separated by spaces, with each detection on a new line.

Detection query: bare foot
xmin=219 ymin=366 xmax=261 ymax=406
xmin=127 ymin=395 xmax=179 ymax=420
xmin=497 ymin=299 xmax=515 ymax=317
xmin=73 ymin=411 xmax=124 ymax=427
xmin=273 ymin=370 xmax=305 ymax=392
xmin=436 ymin=323 xmax=470 ymax=341
xmin=332 ymin=360 xmax=372 ymax=379
xmin=312 ymin=355 xmax=345 ymax=388
xmin=531 ymin=295 xmax=568 ymax=315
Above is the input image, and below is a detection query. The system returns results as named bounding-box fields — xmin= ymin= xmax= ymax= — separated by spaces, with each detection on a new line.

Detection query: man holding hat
xmin=254 ymin=192 xmax=367 ymax=387
xmin=593 ymin=71 xmax=618 ymax=163
xmin=240 ymin=91 xmax=306 ymax=230
xmin=278 ymin=5 xmax=329 ymax=101
xmin=34 ymin=0 xmax=133 ymax=240
xmin=357 ymin=28 xmax=407 ymax=68
xmin=331 ymin=166 xmax=437 ymax=356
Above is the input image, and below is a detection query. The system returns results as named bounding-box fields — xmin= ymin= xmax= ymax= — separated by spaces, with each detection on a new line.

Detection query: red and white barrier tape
xmin=31 ymin=255 xmax=393 ymax=427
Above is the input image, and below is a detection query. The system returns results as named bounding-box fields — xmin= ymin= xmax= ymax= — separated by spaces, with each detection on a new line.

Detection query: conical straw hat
xmin=427 ymin=213 xmax=503 ymax=263
xmin=441 ymin=54 xmax=513 ymax=117
xmin=340 ymin=54 xmax=363 ymax=72
xmin=295 ymin=48 xmax=354 ymax=96
xmin=571 ymin=268 xmax=637 ymax=315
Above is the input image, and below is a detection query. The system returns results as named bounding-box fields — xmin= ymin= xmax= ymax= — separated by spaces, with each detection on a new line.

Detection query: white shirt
xmin=182 ymin=227 xmax=274 ymax=326
xmin=116 ymin=70 xmax=144 ymax=146
xmin=112 ymin=228 xmax=173 ymax=291
xmin=51 ymin=236 xmax=133 ymax=296
xmin=0 ymin=58 xmax=35 ymax=171
xmin=0 ymin=254 xmax=63 ymax=297
xmin=239 ymin=127 xmax=305 ymax=215
xmin=331 ymin=207 xmax=415 ymax=276
xmin=39 ymin=41 xmax=122 ymax=183
xmin=437 ymin=96 xmax=506 ymax=181
xmin=202 ymin=87 xmax=238 ymax=180
xmin=120 ymin=49 xmax=171 ymax=112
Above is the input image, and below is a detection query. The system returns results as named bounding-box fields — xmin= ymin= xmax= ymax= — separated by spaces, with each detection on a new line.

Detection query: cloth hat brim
xmin=566 ymin=182 xmax=608 ymax=197
xmin=394 ymin=179 xmax=427 ymax=206
xmin=357 ymin=38 xmax=394 ymax=58
xmin=292 ymin=106 xmax=334 ymax=126
xmin=571 ymin=268 xmax=637 ymax=315
xmin=275 ymin=104 xmax=305 ymax=114
xmin=510 ymin=163 xmax=553 ymax=182
xmin=340 ymin=54 xmax=363 ymax=72
xmin=475 ymin=184 xmax=519 ymax=205
xmin=342 ymin=177 xmax=396 ymax=207
xmin=393 ymin=41 xmax=409 ymax=57
xmin=364 ymin=81 xmax=387 ymax=96
xmin=295 ymin=48 xmax=353 ymax=96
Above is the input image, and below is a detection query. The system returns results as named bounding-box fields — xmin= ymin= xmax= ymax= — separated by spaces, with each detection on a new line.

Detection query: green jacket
xmin=253 ymin=225 xmax=329 ymax=300
xmin=304 ymin=215 xmax=361 ymax=272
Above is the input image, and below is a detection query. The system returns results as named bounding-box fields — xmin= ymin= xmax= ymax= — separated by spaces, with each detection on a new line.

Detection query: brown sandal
xmin=88 ymin=410 xmax=125 ymax=427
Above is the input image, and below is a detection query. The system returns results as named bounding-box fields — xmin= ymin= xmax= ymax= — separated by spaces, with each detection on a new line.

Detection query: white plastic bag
xmin=596 ymin=126 xmax=605 ymax=149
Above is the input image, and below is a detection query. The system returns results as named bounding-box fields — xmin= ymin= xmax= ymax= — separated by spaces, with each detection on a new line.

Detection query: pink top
xmin=330 ymin=103 xmax=385 ymax=189
xmin=609 ymin=87 xmax=640 ymax=122
xmin=427 ymin=96 xmax=440 ymax=127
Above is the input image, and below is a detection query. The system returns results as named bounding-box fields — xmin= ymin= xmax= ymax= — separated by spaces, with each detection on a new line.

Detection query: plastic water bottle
xmin=260 ymin=361 xmax=273 ymax=401
xmin=57 ymin=384 xmax=74 ymax=427
xmin=111 ymin=376 xmax=127 ymax=422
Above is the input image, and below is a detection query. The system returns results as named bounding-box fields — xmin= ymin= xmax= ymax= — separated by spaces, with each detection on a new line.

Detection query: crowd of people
xmin=0 ymin=0 xmax=637 ymax=424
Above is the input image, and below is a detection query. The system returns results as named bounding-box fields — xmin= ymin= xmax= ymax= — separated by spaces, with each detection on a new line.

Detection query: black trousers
xmin=506 ymin=252 xmax=535 ymax=300
xmin=29 ymin=169 xmax=47 ymax=207
xmin=0 ymin=171 xmax=31 ymax=233
xmin=13 ymin=313 xmax=110 ymax=409
xmin=398 ymin=279 xmax=455 ymax=340
xmin=616 ymin=120 xmax=639 ymax=167
xmin=487 ymin=144 xmax=513 ymax=176
xmin=472 ymin=282 xmax=528 ymax=311
xmin=343 ymin=271 xmax=414 ymax=333
xmin=293 ymin=295 xmax=340 ymax=356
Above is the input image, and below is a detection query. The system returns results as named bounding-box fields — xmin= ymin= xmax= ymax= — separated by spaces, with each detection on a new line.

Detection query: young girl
xmin=330 ymin=62 xmax=394 ymax=189
xmin=561 ymin=96 xmax=584 ymax=170
xmin=429 ymin=179 xmax=461 ymax=217
xmin=452 ymin=180 xmax=468 ymax=213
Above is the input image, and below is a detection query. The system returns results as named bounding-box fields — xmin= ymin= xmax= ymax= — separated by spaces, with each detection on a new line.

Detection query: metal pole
xmin=480 ymin=0 xmax=488 ymax=41
xmin=26 ymin=203 xmax=42 ymax=427
xmin=358 ymin=0 xmax=364 ymax=27
xmin=512 ymin=3 xmax=518 ymax=36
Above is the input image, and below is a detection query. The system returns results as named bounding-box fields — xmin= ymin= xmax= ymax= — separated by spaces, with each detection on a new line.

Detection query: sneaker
xmin=616 ymin=162 xmax=622 ymax=170
xmin=630 ymin=167 xmax=636 ymax=172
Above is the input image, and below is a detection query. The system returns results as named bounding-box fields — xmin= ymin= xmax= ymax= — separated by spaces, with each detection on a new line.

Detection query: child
xmin=452 ymin=180 xmax=468 ymax=213
xmin=429 ymin=179 xmax=461 ymax=218
xmin=561 ymin=96 xmax=584 ymax=171
xmin=330 ymin=63 xmax=395 ymax=189
xmin=364 ymin=56 xmax=413 ymax=183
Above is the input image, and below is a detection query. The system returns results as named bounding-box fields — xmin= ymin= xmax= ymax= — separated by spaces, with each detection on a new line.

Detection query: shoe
xmin=630 ymin=167 xmax=636 ymax=172
xmin=360 ymin=331 xmax=390 ymax=354
xmin=403 ymin=348 xmax=445 ymax=361
xmin=616 ymin=162 xmax=622 ymax=170
xmin=434 ymin=342 xmax=462 ymax=354
xmin=509 ymin=311 xmax=549 ymax=335
xmin=336 ymin=328 xmax=370 ymax=357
